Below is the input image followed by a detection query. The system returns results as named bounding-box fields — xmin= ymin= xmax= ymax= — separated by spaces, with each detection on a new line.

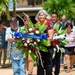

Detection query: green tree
xmin=0 ymin=4 xmax=4 ymax=20
xmin=43 ymin=0 xmax=75 ymax=19
xmin=0 ymin=0 xmax=10 ymax=20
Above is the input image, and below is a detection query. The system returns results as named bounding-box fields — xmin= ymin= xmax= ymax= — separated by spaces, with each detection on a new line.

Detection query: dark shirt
xmin=0 ymin=30 xmax=6 ymax=49
xmin=60 ymin=22 xmax=66 ymax=29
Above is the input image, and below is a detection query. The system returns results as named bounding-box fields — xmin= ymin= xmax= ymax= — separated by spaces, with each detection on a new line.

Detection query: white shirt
xmin=6 ymin=27 xmax=24 ymax=60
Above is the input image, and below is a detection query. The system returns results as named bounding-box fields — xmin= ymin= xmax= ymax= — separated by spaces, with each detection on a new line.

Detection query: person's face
xmin=62 ymin=16 xmax=66 ymax=22
xmin=24 ymin=18 xmax=30 ymax=26
xmin=38 ymin=13 xmax=46 ymax=22
xmin=0 ymin=23 xmax=4 ymax=29
xmin=10 ymin=22 xmax=18 ymax=29
xmin=51 ymin=14 xmax=58 ymax=23
xmin=66 ymin=25 xmax=72 ymax=33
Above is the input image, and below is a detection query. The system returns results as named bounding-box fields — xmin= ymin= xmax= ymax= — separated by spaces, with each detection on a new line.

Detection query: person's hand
xmin=48 ymin=37 xmax=53 ymax=41
xmin=8 ymin=38 xmax=17 ymax=43
xmin=8 ymin=38 xmax=22 ymax=43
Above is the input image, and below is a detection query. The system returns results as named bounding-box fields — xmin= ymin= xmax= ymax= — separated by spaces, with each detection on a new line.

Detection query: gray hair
xmin=35 ymin=10 xmax=51 ymax=21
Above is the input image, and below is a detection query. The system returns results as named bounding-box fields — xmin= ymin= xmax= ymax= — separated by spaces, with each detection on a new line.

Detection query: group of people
xmin=0 ymin=9 xmax=75 ymax=75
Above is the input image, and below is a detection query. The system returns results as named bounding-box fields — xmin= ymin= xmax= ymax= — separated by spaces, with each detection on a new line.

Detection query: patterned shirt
xmin=6 ymin=27 xmax=24 ymax=60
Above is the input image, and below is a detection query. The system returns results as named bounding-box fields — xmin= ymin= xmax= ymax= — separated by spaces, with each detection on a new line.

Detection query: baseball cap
xmin=10 ymin=17 xmax=18 ymax=23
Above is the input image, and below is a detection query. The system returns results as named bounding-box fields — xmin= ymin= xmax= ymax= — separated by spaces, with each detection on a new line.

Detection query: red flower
xmin=32 ymin=40 xmax=34 ymax=42
xmin=22 ymin=44 xmax=24 ymax=47
xmin=26 ymin=32 xmax=30 ymax=34
xmin=24 ymin=40 xmax=26 ymax=42
xmin=36 ymin=28 xmax=39 ymax=30
xmin=54 ymin=29 xmax=56 ymax=34
xmin=45 ymin=20 xmax=51 ymax=25
xmin=30 ymin=46 xmax=33 ymax=49
xmin=30 ymin=46 xmax=35 ymax=52
xmin=53 ymin=41 xmax=57 ymax=46
xmin=31 ymin=48 xmax=35 ymax=52
xmin=57 ymin=41 xmax=61 ymax=46
xmin=32 ymin=30 xmax=35 ymax=33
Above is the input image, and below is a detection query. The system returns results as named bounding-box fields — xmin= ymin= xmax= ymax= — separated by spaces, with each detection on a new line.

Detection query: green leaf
xmin=35 ymin=23 xmax=40 ymax=28
xmin=20 ymin=27 xmax=28 ymax=33
xmin=30 ymin=52 xmax=37 ymax=62
xmin=16 ymin=40 xmax=23 ymax=50
xmin=39 ymin=25 xmax=47 ymax=34
xmin=23 ymin=52 xmax=28 ymax=58
xmin=38 ymin=44 xmax=48 ymax=52
xmin=29 ymin=20 xmax=34 ymax=28
xmin=41 ymin=40 xmax=51 ymax=46
xmin=61 ymin=39 xmax=69 ymax=46
xmin=58 ymin=30 xmax=66 ymax=34
xmin=53 ymin=24 xmax=60 ymax=32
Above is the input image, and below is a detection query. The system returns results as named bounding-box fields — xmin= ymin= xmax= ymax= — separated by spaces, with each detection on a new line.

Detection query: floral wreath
xmin=14 ymin=21 xmax=50 ymax=66
xmin=14 ymin=21 xmax=69 ymax=66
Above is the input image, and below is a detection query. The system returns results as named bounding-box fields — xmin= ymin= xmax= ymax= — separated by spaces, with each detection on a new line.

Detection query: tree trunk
xmin=13 ymin=0 xmax=16 ymax=17
xmin=5 ymin=5 xmax=10 ymax=21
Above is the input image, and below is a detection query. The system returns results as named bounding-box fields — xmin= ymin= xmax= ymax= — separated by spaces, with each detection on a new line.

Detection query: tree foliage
xmin=43 ymin=0 xmax=75 ymax=19
xmin=0 ymin=0 xmax=18 ymax=20
xmin=0 ymin=0 xmax=10 ymax=20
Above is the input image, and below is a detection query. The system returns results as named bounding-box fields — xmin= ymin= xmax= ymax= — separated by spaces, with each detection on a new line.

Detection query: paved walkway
xmin=0 ymin=66 xmax=75 ymax=75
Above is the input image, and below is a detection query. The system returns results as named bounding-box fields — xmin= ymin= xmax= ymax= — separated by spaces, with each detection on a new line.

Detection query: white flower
xmin=27 ymin=40 xmax=30 ymax=43
xmin=34 ymin=42 xmax=37 ymax=45
xmin=53 ymin=34 xmax=65 ymax=40
xmin=22 ymin=38 xmax=25 ymax=40
xmin=37 ymin=39 xmax=40 ymax=42
xmin=35 ymin=30 xmax=39 ymax=34
xmin=29 ymin=50 xmax=31 ymax=53
xmin=29 ymin=28 xmax=32 ymax=31
xmin=24 ymin=43 xmax=27 ymax=46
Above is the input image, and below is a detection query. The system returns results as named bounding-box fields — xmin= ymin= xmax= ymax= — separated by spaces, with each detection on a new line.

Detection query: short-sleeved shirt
xmin=60 ymin=22 xmax=67 ymax=30
xmin=6 ymin=27 xmax=24 ymax=60
xmin=65 ymin=32 xmax=75 ymax=47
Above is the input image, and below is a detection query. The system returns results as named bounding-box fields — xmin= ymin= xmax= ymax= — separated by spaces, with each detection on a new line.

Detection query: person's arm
xmin=8 ymin=38 xmax=22 ymax=43
xmin=8 ymin=38 xmax=17 ymax=43
xmin=5 ymin=28 xmax=12 ymax=41
xmin=48 ymin=29 xmax=54 ymax=41
xmin=5 ymin=28 xmax=20 ymax=43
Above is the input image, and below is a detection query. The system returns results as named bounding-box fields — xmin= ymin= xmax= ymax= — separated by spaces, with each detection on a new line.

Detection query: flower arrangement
xmin=52 ymin=24 xmax=69 ymax=58
xmin=14 ymin=21 xmax=69 ymax=62
xmin=14 ymin=22 xmax=50 ymax=63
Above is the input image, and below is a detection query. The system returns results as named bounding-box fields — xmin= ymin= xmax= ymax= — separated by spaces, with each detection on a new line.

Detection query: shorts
xmin=64 ymin=47 xmax=74 ymax=55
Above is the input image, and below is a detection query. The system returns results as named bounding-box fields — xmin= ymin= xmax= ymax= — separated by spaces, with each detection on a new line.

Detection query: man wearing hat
xmin=6 ymin=17 xmax=26 ymax=75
